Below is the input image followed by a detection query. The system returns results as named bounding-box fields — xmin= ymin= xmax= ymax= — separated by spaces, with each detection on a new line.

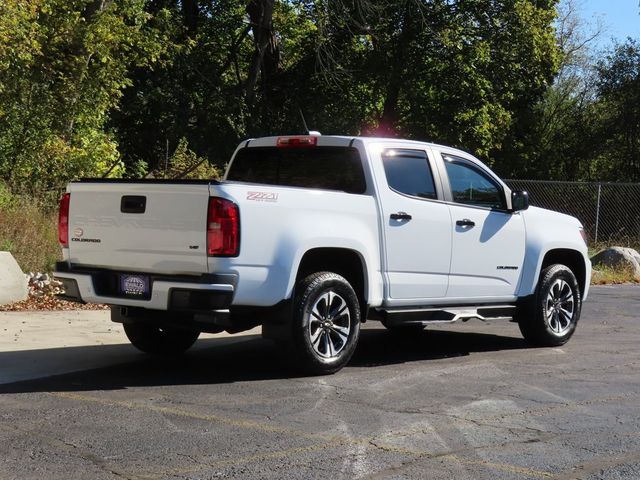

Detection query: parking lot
xmin=0 ymin=285 xmax=639 ymax=479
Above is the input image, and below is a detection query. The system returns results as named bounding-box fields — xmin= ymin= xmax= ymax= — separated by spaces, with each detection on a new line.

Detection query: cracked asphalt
xmin=0 ymin=284 xmax=639 ymax=479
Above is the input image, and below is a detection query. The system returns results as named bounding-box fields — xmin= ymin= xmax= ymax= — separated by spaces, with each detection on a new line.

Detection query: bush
xmin=149 ymin=138 xmax=222 ymax=180
xmin=0 ymin=187 xmax=59 ymax=273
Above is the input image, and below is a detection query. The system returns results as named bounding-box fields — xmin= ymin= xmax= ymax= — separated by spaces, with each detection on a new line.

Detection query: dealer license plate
xmin=119 ymin=274 xmax=150 ymax=298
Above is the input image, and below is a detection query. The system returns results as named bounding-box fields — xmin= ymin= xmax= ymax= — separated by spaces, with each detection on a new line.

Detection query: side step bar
xmin=372 ymin=304 xmax=517 ymax=327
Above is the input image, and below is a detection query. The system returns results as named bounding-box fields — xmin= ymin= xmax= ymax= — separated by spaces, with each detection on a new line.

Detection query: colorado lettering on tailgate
xmin=74 ymin=215 xmax=195 ymax=230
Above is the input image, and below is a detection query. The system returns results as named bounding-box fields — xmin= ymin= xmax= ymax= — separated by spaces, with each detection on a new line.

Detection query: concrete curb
xmin=0 ymin=252 xmax=27 ymax=305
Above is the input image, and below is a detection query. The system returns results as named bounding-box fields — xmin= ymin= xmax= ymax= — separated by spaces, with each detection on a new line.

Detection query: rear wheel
xmin=518 ymin=264 xmax=581 ymax=347
xmin=123 ymin=322 xmax=200 ymax=355
xmin=290 ymin=272 xmax=361 ymax=375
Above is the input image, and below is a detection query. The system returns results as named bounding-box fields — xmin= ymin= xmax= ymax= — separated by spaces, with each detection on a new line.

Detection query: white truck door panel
xmin=447 ymin=206 xmax=525 ymax=297
xmin=384 ymin=200 xmax=452 ymax=298
xmin=373 ymin=147 xmax=452 ymax=300
xmin=438 ymin=153 xmax=526 ymax=298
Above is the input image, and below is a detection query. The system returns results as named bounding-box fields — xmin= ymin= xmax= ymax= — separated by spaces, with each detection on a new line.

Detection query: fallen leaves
xmin=0 ymin=272 xmax=109 ymax=311
xmin=0 ymin=295 xmax=109 ymax=311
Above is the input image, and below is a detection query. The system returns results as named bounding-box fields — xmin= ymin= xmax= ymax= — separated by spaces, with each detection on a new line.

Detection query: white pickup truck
xmin=55 ymin=135 xmax=591 ymax=374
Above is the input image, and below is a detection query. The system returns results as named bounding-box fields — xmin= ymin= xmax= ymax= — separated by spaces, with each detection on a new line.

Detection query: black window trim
xmin=381 ymin=148 xmax=444 ymax=203
xmin=439 ymin=153 xmax=508 ymax=212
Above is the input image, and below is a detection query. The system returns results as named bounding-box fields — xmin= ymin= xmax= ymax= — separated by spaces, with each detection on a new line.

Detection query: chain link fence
xmin=505 ymin=180 xmax=640 ymax=247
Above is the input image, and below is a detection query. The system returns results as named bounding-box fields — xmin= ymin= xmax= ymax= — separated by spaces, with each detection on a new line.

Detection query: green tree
xmin=113 ymin=0 xmax=561 ymax=173
xmin=296 ymin=0 xmax=561 ymax=160
xmin=112 ymin=0 xmax=252 ymax=173
xmin=590 ymin=39 xmax=640 ymax=180
xmin=0 ymin=0 xmax=161 ymax=199
xmin=493 ymin=0 xmax=604 ymax=180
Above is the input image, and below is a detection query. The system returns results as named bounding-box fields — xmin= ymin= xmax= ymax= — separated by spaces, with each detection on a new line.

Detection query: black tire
xmin=518 ymin=264 xmax=581 ymax=347
xmin=123 ymin=322 xmax=200 ymax=355
xmin=290 ymin=272 xmax=361 ymax=375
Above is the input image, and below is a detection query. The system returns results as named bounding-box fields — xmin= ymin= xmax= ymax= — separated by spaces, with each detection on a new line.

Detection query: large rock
xmin=590 ymin=247 xmax=640 ymax=280
xmin=0 ymin=251 xmax=28 ymax=305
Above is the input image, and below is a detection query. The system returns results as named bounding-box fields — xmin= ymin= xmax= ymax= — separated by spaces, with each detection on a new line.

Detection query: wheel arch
xmin=540 ymin=248 xmax=587 ymax=297
xmin=295 ymin=247 xmax=369 ymax=319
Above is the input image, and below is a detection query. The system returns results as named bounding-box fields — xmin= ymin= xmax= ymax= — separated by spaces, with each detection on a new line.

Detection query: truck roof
xmin=243 ymin=135 xmax=472 ymax=157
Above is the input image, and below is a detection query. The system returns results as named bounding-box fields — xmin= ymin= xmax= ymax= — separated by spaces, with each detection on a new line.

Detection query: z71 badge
xmin=247 ymin=191 xmax=279 ymax=202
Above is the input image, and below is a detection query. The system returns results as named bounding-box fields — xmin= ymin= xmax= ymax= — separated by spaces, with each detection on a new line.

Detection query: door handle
xmin=390 ymin=212 xmax=412 ymax=221
xmin=121 ymin=195 xmax=146 ymax=214
xmin=456 ymin=218 xmax=475 ymax=227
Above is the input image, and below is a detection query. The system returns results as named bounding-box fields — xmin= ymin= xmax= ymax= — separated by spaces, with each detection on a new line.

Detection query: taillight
xmin=207 ymin=197 xmax=239 ymax=256
xmin=58 ymin=193 xmax=70 ymax=247
xmin=276 ymin=136 xmax=318 ymax=148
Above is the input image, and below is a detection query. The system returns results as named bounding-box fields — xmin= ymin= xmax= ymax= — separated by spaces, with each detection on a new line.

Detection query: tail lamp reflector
xmin=58 ymin=193 xmax=70 ymax=247
xmin=207 ymin=197 xmax=239 ymax=256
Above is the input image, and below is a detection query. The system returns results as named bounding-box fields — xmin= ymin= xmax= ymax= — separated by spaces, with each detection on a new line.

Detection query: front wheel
xmin=123 ymin=322 xmax=200 ymax=355
xmin=518 ymin=264 xmax=582 ymax=347
xmin=290 ymin=272 xmax=361 ymax=375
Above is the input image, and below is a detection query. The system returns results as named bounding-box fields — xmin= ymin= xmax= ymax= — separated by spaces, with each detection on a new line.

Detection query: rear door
xmin=436 ymin=152 xmax=526 ymax=299
xmin=67 ymin=181 xmax=212 ymax=274
xmin=373 ymin=145 xmax=452 ymax=303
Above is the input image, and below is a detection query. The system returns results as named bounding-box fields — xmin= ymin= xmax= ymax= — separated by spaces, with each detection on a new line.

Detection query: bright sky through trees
xmin=576 ymin=0 xmax=640 ymax=48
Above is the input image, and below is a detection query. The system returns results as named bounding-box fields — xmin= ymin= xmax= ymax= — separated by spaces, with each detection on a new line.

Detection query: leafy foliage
xmin=590 ymin=40 xmax=640 ymax=180
xmin=113 ymin=0 xmax=562 ymax=172
xmin=0 ymin=0 xmax=638 ymax=206
xmin=149 ymin=137 xmax=222 ymax=179
xmin=0 ymin=0 xmax=161 ymax=200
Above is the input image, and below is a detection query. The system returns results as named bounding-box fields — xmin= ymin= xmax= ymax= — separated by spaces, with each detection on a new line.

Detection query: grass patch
xmin=589 ymin=244 xmax=640 ymax=285
xmin=591 ymin=265 xmax=639 ymax=285
xmin=0 ymin=193 xmax=60 ymax=273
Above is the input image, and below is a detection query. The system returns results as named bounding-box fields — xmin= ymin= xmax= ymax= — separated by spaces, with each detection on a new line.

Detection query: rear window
xmin=382 ymin=149 xmax=437 ymax=199
xmin=227 ymin=147 xmax=367 ymax=194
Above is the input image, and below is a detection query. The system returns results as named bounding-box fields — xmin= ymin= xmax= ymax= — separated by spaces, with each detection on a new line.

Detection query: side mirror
xmin=511 ymin=190 xmax=529 ymax=212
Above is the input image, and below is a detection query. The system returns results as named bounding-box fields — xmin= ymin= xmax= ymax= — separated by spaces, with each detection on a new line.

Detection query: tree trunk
xmin=376 ymin=9 xmax=413 ymax=136
xmin=245 ymin=0 xmax=279 ymax=105
xmin=181 ymin=0 xmax=199 ymax=35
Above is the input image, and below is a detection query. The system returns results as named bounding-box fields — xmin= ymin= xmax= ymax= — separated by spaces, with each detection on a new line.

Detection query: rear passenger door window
xmin=382 ymin=149 xmax=438 ymax=200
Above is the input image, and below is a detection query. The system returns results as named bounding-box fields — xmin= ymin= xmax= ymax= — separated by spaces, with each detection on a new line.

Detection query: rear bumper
xmin=53 ymin=262 xmax=237 ymax=312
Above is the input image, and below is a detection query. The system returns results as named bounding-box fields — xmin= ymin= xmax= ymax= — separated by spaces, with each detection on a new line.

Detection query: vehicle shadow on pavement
xmin=350 ymin=328 xmax=527 ymax=368
xmin=0 ymin=328 xmax=527 ymax=394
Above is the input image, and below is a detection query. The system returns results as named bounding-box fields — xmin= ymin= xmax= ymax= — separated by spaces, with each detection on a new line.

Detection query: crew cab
xmin=54 ymin=135 xmax=591 ymax=374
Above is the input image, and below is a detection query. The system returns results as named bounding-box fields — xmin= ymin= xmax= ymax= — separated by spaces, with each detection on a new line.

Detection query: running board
xmin=373 ymin=305 xmax=516 ymax=326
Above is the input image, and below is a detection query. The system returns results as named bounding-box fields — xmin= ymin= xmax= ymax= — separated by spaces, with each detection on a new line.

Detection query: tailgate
xmin=67 ymin=181 xmax=212 ymax=274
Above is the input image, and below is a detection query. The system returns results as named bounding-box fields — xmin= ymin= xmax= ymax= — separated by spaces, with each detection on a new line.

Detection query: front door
xmin=440 ymin=153 xmax=526 ymax=299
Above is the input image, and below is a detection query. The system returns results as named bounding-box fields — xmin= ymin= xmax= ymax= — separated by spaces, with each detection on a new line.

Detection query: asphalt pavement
xmin=0 ymin=285 xmax=639 ymax=479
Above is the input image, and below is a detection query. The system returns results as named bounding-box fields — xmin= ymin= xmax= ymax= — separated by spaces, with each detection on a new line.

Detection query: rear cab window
xmin=227 ymin=147 xmax=367 ymax=194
